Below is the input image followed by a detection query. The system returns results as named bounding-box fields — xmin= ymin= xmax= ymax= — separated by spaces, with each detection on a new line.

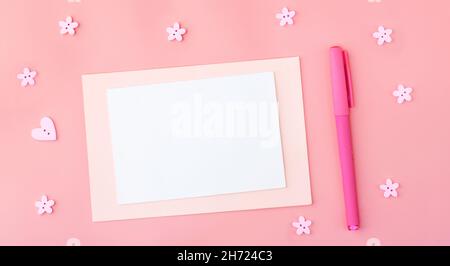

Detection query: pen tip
xmin=348 ymin=225 xmax=359 ymax=231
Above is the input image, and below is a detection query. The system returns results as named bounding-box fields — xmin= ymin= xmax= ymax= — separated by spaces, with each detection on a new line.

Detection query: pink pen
xmin=329 ymin=46 xmax=360 ymax=231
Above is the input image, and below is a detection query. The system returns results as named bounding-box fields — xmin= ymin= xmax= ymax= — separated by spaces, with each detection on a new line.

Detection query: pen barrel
xmin=335 ymin=116 xmax=360 ymax=230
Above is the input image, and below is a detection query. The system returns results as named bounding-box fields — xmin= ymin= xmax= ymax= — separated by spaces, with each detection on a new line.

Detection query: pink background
xmin=1 ymin=0 xmax=449 ymax=246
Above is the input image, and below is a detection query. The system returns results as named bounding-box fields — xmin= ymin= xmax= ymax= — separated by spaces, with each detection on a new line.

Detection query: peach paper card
xmin=82 ymin=57 xmax=311 ymax=222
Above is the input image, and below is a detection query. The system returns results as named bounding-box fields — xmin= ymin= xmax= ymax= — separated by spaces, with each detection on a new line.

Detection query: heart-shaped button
xmin=31 ymin=117 xmax=57 ymax=141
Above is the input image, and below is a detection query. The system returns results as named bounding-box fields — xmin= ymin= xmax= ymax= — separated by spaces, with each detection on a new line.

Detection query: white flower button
xmin=380 ymin=179 xmax=399 ymax=198
xmin=17 ymin=68 xmax=37 ymax=87
xmin=373 ymin=26 xmax=393 ymax=45
xmin=276 ymin=7 xmax=296 ymax=26
xmin=393 ymin=85 xmax=413 ymax=104
xmin=366 ymin=237 xmax=382 ymax=246
xmin=292 ymin=216 xmax=312 ymax=235
xmin=166 ymin=22 xmax=186 ymax=42
xmin=35 ymin=195 xmax=55 ymax=215
xmin=59 ymin=16 xmax=79 ymax=35
xmin=66 ymin=238 xmax=81 ymax=246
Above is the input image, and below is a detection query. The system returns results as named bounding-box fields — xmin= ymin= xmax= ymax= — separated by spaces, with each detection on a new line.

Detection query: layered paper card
xmin=82 ymin=57 xmax=311 ymax=222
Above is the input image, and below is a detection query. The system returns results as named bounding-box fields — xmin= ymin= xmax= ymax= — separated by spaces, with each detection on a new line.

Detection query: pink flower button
xmin=166 ymin=22 xmax=186 ymax=42
xmin=292 ymin=216 xmax=312 ymax=235
xmin=380 ymin=178 xmax=399 ymax=198
xmin=276 ymin=7 xmax=296 ymax=26
xmin=66 ymin=238 xmax=81 ymax=246
xmin=393 ymin=85 xmax=413 ymax=104
xmin=17 ymin=68 xmax=37 ymax=87
xmin=35 ymin=195 xmax=55 ymax=215
xmin=59 ymin=16 xmax=79 ymax=35
xmin=366 ymin=237 xmax=382 ymax=246
xmin=373 ymin=26 xmax=393 ymax=46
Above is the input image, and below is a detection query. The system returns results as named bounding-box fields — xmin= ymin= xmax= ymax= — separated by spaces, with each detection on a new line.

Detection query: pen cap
xmin=330 ymin=46 xmax=354 ymax=116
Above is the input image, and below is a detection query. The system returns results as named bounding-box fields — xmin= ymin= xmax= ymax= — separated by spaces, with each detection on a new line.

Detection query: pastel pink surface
xmin=31 ymin=117 xmax=57 ymax=141
xmin=1 ymin=0 xmax=450 ymax=245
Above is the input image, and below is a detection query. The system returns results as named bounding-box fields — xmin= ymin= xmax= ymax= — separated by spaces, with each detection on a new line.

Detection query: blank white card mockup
xmin=107 ymin=72 xmax=286 ymax=204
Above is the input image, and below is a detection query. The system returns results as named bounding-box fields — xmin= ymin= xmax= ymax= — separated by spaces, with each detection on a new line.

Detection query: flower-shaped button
xmin=35 ymin=195 xmax=55 ymax=215
xmin=66 ymin=238 xmax=81 ymax=246
xmin=59 ymin=16 xmax=79 ymax=35
xmin=393 ymin=85 xmax=413 ymax=104
xmin=380 ymin=179 xmax=399 ymax=198
xmin=373 ymin=26 xmax=393 ymax=46
xmin=166 ymin=22 xmax=186 ymax=42
xmin=276 ymin=7 xmax=296 ymax=26
xmin=366 ymin=237 xmax=382 ymax=246
xmin=292 ymin=216 xmax=312 ymax=235
xmin=17 ymin=68 xmax=37 ymax=87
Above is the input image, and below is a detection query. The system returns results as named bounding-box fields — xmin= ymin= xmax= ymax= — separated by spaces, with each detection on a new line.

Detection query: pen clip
xmin=343 ymin=50 xmax=355 ymax=108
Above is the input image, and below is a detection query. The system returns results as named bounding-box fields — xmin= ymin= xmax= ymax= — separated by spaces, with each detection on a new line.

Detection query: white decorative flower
xmin=380 ymin=179 xmax=399 ymax=198
xmin=366 ymin=237 xmax=382 ymax=246
xmin=373 ymin=26 xmax=393 ymax=45
xmin=66 ymin=238 xmax=81 ymax=246
xmin=292 ymin=216 xmax=312 ymax=235
xmin=276 ymin=7 xmax=296 ymax=26
xmin=393 ymin=85 xmax=413 ymax=104
xmin=59 ymin=16 xmax=79 ymax=35
xmin=17 ymin=67 xmax=37 ymax=87
xmin=166 ymin=22 xmax=186 ymax=42
xmin=35 ymin=195 xmax=55 ymax=215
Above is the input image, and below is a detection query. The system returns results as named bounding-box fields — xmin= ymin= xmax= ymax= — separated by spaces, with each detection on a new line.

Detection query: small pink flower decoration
xmin=59 ymin=16 xmax=79 ymax=35
xmin=380 ymin=178 xmax=399 ymax=198
xmin=292 ymin=216 xmax=312 ymax=235
xmin=276 ymin=7 xmax=296 ymax=26
xmin=35 ymin=195 xmax=55 ymax=215
xmin=66 ymin=238 xmax=81 ymax=246
xmin=393 ymin=85 xmax=413 ymax=104
xmin=166 ymin=22 xmax=186 ymax=42
xmin=17 ymin=68 xmax=37 ymax=87
xmin=366 ymin=237 xmax=382 ymax=246
xmin=373 ymin=26 xmax=393 ymax=46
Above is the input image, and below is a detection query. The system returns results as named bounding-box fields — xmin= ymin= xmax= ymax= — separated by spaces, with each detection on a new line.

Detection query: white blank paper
xmin=107 ymin=72 xmax=286 ymax=204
